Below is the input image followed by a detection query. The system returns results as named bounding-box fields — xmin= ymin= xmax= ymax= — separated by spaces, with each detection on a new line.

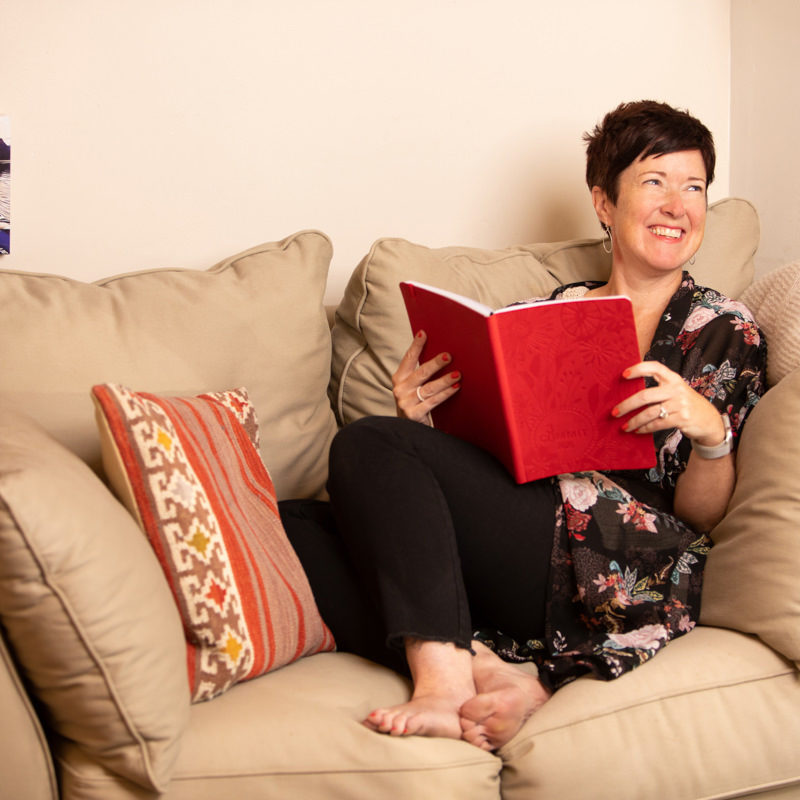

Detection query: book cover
xmin=399 ymin=280 xmax=656 ymax=483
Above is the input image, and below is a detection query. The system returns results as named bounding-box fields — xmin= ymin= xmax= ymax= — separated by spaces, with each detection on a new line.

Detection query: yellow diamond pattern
xmin=157 ymin=427 xmax=173 ymax=452
xmin=188 ymin=526 xmax=210 ymax=557
xmin=221 ymin=632 xmax=244 ymax=665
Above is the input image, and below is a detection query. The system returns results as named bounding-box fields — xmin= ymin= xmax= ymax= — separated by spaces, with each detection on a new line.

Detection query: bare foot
xmin=363 ymin=639 xmax=476 ymax=741
xmin=364 ymin=690 xmax=472 ymax=740
xmin=459 ymin=641 xmax=551 ymax=751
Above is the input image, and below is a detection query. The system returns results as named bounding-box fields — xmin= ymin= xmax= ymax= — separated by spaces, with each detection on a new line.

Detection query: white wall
xmin=730 ymin=0 xmax=800 ymax=278
xmin=0 ymin=0 xmax=732 ymax=303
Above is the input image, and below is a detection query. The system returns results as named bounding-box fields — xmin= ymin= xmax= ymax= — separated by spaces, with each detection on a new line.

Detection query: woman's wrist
xmin=690 ymin=413 xmax=733 ymax=459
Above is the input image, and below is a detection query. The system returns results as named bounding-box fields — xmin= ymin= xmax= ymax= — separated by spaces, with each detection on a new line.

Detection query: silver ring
xmin=658 ymin=405 xmax=668 ymax=420
xmin=416 ymin=386 xmax=425 ymax=403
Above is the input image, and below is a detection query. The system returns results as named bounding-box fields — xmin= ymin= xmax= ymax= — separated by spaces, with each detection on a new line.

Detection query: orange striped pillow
xmin=91 ymin=384 xmax=335 ymax=702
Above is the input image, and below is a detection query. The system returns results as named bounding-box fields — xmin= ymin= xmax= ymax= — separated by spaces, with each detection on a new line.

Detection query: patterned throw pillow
xmin=91 ymin=384 xmax=335 ymax=703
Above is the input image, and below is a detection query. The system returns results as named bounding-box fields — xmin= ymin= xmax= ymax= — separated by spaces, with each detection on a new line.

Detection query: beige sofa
xmin=1 ymin=198 xmax=799 ymax=800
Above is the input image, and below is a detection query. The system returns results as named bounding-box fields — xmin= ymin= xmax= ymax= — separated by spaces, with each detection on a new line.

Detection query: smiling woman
xmin=280 ymin=100 xmax=768 ymax=756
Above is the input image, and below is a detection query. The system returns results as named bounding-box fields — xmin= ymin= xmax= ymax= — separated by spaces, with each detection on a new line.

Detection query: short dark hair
xmin=584 ymin=100 xmax=715 ymax=205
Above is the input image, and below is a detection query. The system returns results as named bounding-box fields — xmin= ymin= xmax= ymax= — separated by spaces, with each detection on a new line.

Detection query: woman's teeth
xmin=650 ymin=226 xmax=682 ymax=239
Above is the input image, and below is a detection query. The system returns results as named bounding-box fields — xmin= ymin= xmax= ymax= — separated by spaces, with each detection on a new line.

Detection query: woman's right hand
xmin=392 ymin=331 xmax=461 ymax=423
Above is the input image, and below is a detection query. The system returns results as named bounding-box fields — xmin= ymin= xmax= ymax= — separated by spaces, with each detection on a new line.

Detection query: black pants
xmin=280 ymin=416 xmax=556 ymax=672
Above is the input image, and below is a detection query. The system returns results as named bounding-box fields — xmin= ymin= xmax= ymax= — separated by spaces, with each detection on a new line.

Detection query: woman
xmin=282 ymin=100 xmax=766 ymax=752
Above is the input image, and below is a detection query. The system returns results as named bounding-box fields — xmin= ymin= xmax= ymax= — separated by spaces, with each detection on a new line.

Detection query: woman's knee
xmin=330 ymin=416 xmax=412 ymax=465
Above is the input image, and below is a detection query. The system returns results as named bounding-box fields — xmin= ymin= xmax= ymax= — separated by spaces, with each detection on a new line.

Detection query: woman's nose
xmin=661 ymin=189 xmax=686 ymax=217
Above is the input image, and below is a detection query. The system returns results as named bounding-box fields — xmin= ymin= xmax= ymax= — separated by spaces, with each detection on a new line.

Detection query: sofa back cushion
xmin=0 ymin=408 xmax=190 ymax=791
xmin=701 ymin=365 xmax=800 ymax=667
xmin=330 ymin=198 xmax=759 ymax=424
xmin=0 ymin=231 xmax=337 ymax=500
xmin=740 ymin=259 xmax=800 ymax=388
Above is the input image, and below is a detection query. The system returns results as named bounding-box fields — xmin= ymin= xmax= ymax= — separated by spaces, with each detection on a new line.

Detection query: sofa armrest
xmin=0 ymin=627 xmax=58 ymax=800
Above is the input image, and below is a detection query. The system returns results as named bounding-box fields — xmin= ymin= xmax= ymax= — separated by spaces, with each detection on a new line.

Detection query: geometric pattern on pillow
xmin=91 ymin=384 xmax=335 ymax=703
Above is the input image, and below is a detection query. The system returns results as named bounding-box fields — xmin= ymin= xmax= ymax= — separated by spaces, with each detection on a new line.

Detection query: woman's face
xmin=592 ymin=149 xmax=707 ymax=275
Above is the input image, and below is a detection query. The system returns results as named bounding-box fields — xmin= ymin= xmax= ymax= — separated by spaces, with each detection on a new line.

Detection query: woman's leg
xmin=278 ymin=499 xmax=407 ymax=674
xmin=327 ymin=416 xmax=556 ymax=741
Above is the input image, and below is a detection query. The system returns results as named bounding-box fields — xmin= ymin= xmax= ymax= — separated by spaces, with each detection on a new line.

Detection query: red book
xmin=399 ymin=281 xmax=656 ymax=483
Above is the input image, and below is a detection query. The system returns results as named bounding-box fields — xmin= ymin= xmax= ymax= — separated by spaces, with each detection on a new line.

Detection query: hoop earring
xmin=602 ymin=225 xmax=613 ymax=255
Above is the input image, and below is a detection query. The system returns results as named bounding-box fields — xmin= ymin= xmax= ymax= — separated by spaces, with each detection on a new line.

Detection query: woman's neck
xmin=588 ymin=267 xmax=683 ymax=309
xmin=586 ymin=267 xmax=684 ymax=359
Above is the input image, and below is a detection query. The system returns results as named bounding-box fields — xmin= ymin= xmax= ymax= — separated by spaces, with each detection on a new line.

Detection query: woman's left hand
xmin=613 ymin=361 xmax=727 ymax=447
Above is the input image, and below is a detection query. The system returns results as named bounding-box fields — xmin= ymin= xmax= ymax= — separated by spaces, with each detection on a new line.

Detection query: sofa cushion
xmin=330 ymin=199 xmax=759 ymax=425
xmin=701 ymin=365 xmax=800 ymax=666
xmin=92 ymin=384 xmax=335 ymax=703
xmin=330 ymin=240 xmax=560 ymax=424
xmin=0 ymin=408 xmax=190 ymax=792
xmin=0 ymin=632 xmax=57 ymax=800
xmin=0 ymin=231 xmax=337 ymax=500
xmin=740 ymin=259 xmax=800 ymax=387
xmin=500 ymin=627 xmax=800 ymax=800
xmin=57 ymin=652 xmax=503 ymax=800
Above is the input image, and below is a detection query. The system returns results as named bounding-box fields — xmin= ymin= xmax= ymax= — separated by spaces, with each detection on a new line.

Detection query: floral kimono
xmin=476 ymin=273 xmax=767 ymax=692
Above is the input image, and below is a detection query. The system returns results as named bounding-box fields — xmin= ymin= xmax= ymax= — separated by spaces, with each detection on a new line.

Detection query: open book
xmin=399 ymin=281 xmax=656 ymax=483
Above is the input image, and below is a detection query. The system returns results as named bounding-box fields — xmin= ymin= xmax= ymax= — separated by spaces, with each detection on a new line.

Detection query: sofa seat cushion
xmin=0 ymin=231 xmax=337 ymax=500
xmin=56 ymin=652 xmax=501 ymax=800
xmin=92 ymin=384 xmax=335 ymax=702
xmin=331 ymin=199 xmax=759 ymax=425
xmin=500 ymin=627 xmax=800 ymax=800
xmin=0 ymin=408 xmax=189 ymax=792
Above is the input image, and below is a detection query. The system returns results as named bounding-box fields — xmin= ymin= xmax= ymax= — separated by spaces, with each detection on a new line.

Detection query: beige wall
xmin=0 ymin=0 xmax=733 ymax=303
xmin=730 ymin=0 xmax=800 ymax=278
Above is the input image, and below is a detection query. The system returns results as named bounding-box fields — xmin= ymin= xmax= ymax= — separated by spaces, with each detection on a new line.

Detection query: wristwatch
xmin=691 ymin=413 xmax=733 ymax=459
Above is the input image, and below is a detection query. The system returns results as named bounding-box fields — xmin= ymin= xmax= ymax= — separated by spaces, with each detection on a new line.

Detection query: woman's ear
xmin=591 ymin=186 xmax=613 ymax=229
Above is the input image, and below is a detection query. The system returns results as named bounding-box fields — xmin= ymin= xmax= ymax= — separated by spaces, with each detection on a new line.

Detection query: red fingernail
xmin=451 ymin=371 xmax=460 ymax=379
xmin=416 ymin=330 xmax=424 ymax=338
xmin=442 ymin=353 xmax=450 ymax=362
xmin=622 ymin=368 xmax=632 ymax=379
xmin=611 ymin=406 xmax=619 ymax=418
xmin=452 ymin=382 xmax=461 ymax=390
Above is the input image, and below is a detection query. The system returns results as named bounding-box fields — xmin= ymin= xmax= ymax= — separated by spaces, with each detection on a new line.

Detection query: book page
xmin=400 ymin=281 xmax=494 ymax=317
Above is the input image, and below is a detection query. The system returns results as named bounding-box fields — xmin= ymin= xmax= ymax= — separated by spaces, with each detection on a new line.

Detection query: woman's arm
xmin=614 ymin=360 xmax=736 ymax=531
xmin=672 ymin=449 xmax=735 ymax=532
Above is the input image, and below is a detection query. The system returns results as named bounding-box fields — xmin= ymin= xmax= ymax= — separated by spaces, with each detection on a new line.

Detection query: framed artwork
xmin=0 ymin=116 xmax=9 ymax=254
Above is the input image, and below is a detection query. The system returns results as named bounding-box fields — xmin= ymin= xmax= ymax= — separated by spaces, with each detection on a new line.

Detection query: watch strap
xmin=691 ymin=412 xmax=733 ymax=459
